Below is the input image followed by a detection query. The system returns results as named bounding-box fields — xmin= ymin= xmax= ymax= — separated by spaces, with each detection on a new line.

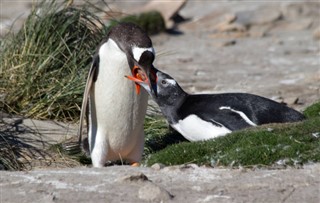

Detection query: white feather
xmin=132 ymin=46 xmax=154 ymax=62
xmin=165 ymin=79 xmax=176 ymax=85
xmin=219 ymin=106 xmax=257 ymax=126
xmin=171 ymin=114 xmax=231 ymax=141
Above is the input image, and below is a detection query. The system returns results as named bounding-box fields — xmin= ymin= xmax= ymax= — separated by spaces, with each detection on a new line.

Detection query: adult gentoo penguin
xmin=126 ymin=69 xmax=305 ymax=141
xmin=78 ymin=23 xmax=157 ymax=167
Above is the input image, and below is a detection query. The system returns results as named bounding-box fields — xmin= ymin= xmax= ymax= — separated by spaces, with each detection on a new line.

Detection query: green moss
xmin=304 ymin=101 xmax=320 ymax=118
xmin=144 ymin=117 xmax=320 ymax=167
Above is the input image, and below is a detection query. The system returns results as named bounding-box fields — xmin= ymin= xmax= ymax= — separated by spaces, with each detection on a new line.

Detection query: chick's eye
xmin=161 ymin=80 xmax=167 ymax=85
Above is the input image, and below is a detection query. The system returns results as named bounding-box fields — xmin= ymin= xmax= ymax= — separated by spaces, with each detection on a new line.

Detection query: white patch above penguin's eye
xmin=132 ymin=46 xmax=154 ymax=62
xmin=164 ymin=79 xmax=176 ymax=85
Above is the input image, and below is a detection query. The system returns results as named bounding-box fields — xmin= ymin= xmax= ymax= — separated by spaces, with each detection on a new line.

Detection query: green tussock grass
xmin=1 ymin=1 xmax=105 ymax=121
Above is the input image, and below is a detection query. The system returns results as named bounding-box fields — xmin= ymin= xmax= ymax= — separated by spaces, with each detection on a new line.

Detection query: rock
xmin=118 ymin=172 xmax=149 ymax=182
xmin=209 ymin=31 xmax=248 ymax=39
xmin=313 ymin=27 xmax=320 ymax=40
xmin=138 ymin=182 xmax=174 ymax=202
xmin=179 ymin=164 xmax=199 ymax=170
xmin=236 ymin=6 xmax=282 ymax=26
xmin=249 ymin=25 xmax=271 ymax=38
xmin=151 ymin=163 xmax=166 ymax=170
xmin=214 ymin=22 xmax=246 ymax=33
xmin=179 ymin=9 xmax=230 ymax=32
xmin=214 ymin=39 xmax=237 ymax=47
xmin=281 ymin=3 xmax=320 ymax=19
xmin=284 ymin=97 xmax=303 ymax=105
xmin=270 ymin=19 xmax=313 ymax=34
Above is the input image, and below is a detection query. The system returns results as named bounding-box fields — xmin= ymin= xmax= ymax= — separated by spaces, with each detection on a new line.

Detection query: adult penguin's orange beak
xmin=129 ymin=64 xmax=158 ymax=96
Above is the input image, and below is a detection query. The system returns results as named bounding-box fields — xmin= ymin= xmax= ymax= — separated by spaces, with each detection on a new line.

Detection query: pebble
xmin=215 ymin=40 xmax=237 ymax=47
xmin=249 ymin=25 xmax=270 ymax=38
xmin=214 ymin=22 xmax=246 ymax=33
xmin=118 ymin=172 xmax=149 ymax=182
xmin=138 ymin=182 xmax=174 ymax=202
xmin=151 ymin=163 xmax=165 ymax=170
xmin=313 ymin=27 xmax=320 ymax=41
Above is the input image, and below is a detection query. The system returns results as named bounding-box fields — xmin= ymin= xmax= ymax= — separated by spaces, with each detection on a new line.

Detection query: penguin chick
xmin=126 ymin=69 xmax=305 ymax=141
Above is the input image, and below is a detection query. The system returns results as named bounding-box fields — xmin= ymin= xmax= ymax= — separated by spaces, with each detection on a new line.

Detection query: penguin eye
xmin=161 ymin=80 xmax=167 ymax=85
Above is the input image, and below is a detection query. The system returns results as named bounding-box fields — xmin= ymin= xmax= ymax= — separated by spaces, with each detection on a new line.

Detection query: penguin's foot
xmin=131 ymin=162 xmax=140 ymax=167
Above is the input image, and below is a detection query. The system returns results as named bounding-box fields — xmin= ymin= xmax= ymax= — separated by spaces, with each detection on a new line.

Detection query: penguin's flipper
xmin=78 ymin=55 xmax=100 ymax=144
xmin=205 ymin=106 xmax=256 ymax=131
xmin=195 ymin=108 xmax=254 ymax=132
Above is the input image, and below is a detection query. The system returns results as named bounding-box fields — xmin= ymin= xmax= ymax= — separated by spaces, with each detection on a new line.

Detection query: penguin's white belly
xmin=92 ymin=76 xmax=148 ymax=160
xmin=89 ymin=41 xmax=148 ymax=161
xmin=171 ymin=114 xmax=231 ymax=141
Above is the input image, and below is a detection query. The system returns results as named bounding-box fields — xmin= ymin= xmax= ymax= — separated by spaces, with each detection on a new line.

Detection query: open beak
xmin=131 ymin=65 xmax=143 ymax=94
xmin=127 ymin=64 xmax=158 ymax=96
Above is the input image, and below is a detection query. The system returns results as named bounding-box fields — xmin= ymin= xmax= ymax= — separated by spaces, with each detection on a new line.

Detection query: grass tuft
xmin=1 ymin=1 xmax=105 ymax=122
xmin=303 ymin=101 xmax=320 ymax=118
xmin=143 ymin=115 xmax=187 ymax=156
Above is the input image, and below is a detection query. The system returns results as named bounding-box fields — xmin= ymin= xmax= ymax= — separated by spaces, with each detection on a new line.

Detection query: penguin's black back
xmin=177 ymin=93 xmax=305 ymax=130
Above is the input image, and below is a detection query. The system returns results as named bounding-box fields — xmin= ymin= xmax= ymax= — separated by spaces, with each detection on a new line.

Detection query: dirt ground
xmin=1 ymin=0 xmax=320 ymax=202
xmin=1 ymin=164 xmax=320 ymax=203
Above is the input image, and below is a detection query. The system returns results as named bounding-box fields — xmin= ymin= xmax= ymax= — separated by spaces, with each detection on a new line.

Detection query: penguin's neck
xmin=98 ymin=39 xmax=131 ymax=82
xmin=157 ymin=89 xmax=188 ymax=125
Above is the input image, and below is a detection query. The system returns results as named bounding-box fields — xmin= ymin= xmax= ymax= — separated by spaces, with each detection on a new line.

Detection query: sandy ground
xmin=1 ymin=0 xmax=320 ymax=202
xmin=1 ymin=164 xmax=320 ymax=203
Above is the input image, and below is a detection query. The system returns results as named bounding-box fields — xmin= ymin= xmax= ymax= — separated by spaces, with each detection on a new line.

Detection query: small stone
xmin=313 ymin=27 xmax=320 ymax=40
xmin=209 ymin=31 xmax=248 ymax=39
xmin=271 ymin=96 xmax=284 ymax=103
xmin=283 ymin=97 xmax=301 ymax=105
xmin=151 ymin=163 xmax=165 ymax=170
xmin=224 ymin=13 xmax=237 ymax=24
xmin=179 ymin=164 xmax=199 ymax=170
xmin=214 ymin=22 xmax=246 ymax=33
xmin=281 ymin=3 xmax=320 ymax=19
xmin=270 ymin=19 xmax=312 ymax=33
xmin=312 ymin=132 xmax=319 ymax=138
xmin=249 ymin=25 xmax=270 ymax=38
xmin=214 ymin=40 xmax=237 ymax=47
xmin=118 ymin=173 xmax=149 ymax=182
xmin=267 ymin=128 xmax=274 ymax=132
xmin=138 ymin=182 xmax=174 ymax=202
